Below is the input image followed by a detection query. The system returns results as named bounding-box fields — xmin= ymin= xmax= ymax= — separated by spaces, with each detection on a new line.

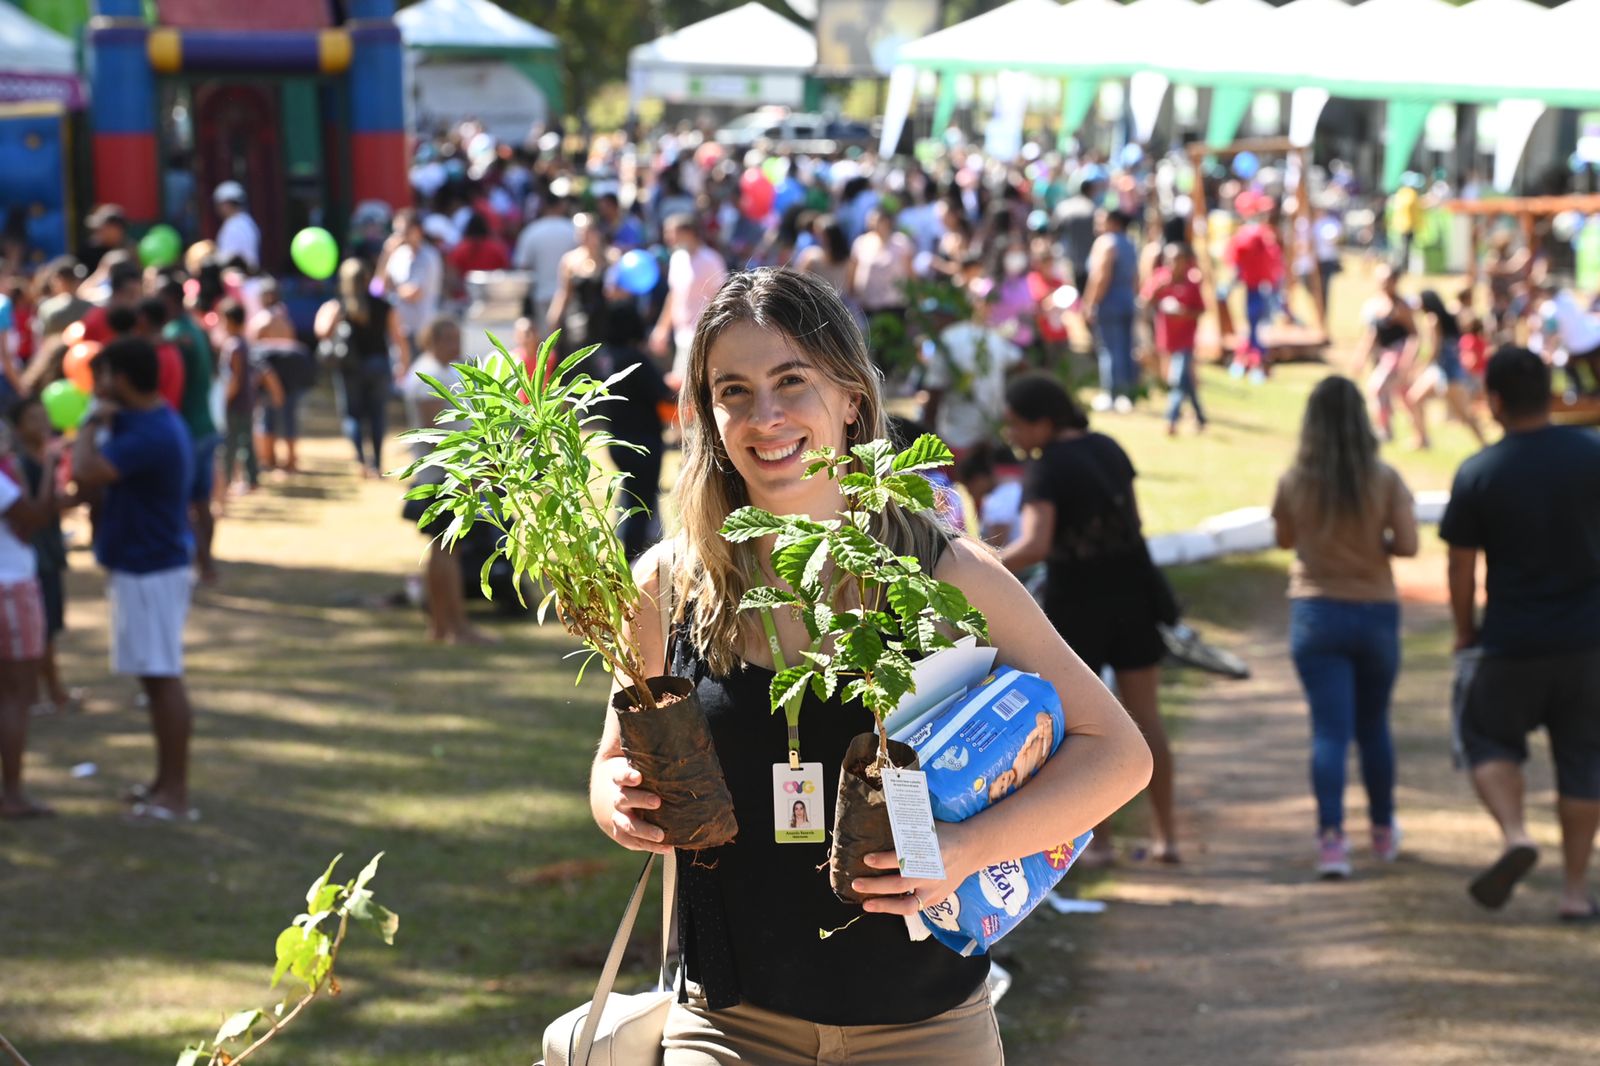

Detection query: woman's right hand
xmin=600 ymin=756 xmax=672 ymax=854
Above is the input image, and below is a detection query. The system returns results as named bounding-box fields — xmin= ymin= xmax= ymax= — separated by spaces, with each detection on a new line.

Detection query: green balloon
xmin=1577 ymin=219 xmax=1600 ymax=293
xmin=291 ymin=227 xmax=340 ymax=280
xmin=762 ymin=156 xmax=787 ymax=184
xmin=41 ymin=379 xmax=90 ymax=432
xmin=138 ymin=224 xmax=182 ymax=268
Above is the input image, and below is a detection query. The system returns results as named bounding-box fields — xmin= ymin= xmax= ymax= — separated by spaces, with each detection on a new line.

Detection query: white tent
xmin=396 ymin=0 xmax=563 ymax=143
xmin=628 ymin=3 xmax=815 ymax=108
xmin=0 ymin=2 xmax=79 ymax=106
xmin=396 ymin=0 xmax=559 ymax=50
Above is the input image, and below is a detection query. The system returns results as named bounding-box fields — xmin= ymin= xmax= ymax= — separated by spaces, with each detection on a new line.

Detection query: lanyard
xmin=760 ymin=607 xmax=813 ymax=770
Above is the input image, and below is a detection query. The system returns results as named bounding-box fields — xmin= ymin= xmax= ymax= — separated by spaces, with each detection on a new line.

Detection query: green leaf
xmin=304 ymin=855 xmax=342 ymax=909
xmin=831 ymin=525 xmax=881 ymax=571
xmin=739 ymin=586 xmax=799 ymax=610
xmin=850 ymin=438 xmax=895 ymax=477
xmin=929 ymin=581 xmax=972 ymax=622
xmin=352 ymin=852 xmax=384 ymax=896
xmin=214 ymin=1008 xmax=263 ymax=1045
xmin=720 ymin=506 xmax=788 ymax=543
xmin=890 ymin=433 xmax=955 ymax=473
xmin=176 ymin=1047 xmax=204 ymax=1066
xmin=844 ymin=626 xmax=884 ymax=670
xmin=883 ymin=473 xmax=937 ymax=512
xmin=773 ymin=533 xmax=825 ymax=590
xmin=769 ymin=665 xmax=814 ymax=714
xmin=887 ymin=578 xmax=928 ymax=620
xmin=348 ymin=897 xmax=401 ymax=945
xmin=271 ymin=926 xmax=304 ymax=989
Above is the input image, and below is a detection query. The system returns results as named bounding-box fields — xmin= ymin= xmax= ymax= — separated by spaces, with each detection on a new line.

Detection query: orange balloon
xmin=62 ymin=320 xmax=86 ymax=346
xmin=64 ymin=341 xmax=100 ymax=393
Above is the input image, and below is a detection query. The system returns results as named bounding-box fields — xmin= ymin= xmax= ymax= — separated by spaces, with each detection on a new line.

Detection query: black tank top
xmin=670 ymin=610 xmax=990 ymax=1025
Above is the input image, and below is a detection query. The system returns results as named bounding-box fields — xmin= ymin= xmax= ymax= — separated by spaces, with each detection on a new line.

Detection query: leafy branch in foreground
xmin=720 ymin=433 xmax=988 ymax=768
xmin=397 ymin=332 xmax=657 ymax=706
xmin=175 ymin=853 xmax=398 ymax=1066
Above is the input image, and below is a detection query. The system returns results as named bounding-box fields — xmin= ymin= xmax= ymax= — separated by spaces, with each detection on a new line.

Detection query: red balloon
xmin=739 ymin=171 xmax=775 ymax=219
xmin=64 ymin=340 xmax=100 ymax=393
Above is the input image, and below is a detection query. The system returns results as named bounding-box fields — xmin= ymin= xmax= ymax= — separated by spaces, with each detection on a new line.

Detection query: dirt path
xmin=1007 ymin=555 xmax=1599 ymax=1065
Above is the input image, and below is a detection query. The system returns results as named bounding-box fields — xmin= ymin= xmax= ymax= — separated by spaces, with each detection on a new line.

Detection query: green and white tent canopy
xmin=884 ymin=0 xmax=1600 ymax=188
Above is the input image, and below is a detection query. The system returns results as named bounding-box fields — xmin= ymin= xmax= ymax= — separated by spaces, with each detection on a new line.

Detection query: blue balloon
xmin=1119 ymin=143 xmax=1144 ymax=169
xmin=1027 ymin=209 xmax=1050 ymax=232
xmin=775 ymin=177 xmax=806 ymax=214
xmin=616 ymin=249 xmax=661 ymax=295
xmin=1232 ymin=151 xmax=1260 ymax=180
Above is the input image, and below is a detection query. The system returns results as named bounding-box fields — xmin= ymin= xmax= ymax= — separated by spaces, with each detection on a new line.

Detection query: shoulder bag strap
xmin=572 ymin=853 xmax=656 ymax=1066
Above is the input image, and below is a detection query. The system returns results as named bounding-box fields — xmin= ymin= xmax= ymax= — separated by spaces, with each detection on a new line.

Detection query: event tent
xmin=628 ymin=3 xmax=816 ymax=108
xmin=0 ymin=1 xmax=80 ymax=107
xmin=884 ymin=0 xmax=1600 ymax=188
xmin=395 ymin=0 xmax=564 ymax=142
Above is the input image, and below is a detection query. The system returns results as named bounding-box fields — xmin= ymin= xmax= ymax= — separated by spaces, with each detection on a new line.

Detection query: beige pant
xmin=662 ymin=982 xmax=1004 ymax=1066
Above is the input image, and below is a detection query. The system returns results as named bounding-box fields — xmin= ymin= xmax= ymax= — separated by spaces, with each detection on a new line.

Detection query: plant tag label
xmin=772 ymin=762 xmax=825 ymax=843
xmin=881 ymin=767 xmax=947 ymax=881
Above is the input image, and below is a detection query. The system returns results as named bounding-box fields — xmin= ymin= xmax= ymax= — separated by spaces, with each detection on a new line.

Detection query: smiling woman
xmin=586 ymin=268 xmax=1153 ymax=1066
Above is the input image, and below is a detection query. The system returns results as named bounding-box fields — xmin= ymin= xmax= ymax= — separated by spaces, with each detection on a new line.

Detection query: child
xmin=1143 ymin=242 xmax=1207 ymax=435
xmin=217 ymin=299 xmax=277 ymax=495
xmin=0 ymin=412 xmax=57 ymax=818
xmin=8 ymin=397 xmax=75 ymax=715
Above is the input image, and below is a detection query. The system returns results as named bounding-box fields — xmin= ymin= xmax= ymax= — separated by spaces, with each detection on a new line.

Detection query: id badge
xmin=773 ymin=762 xmax=825 ymax=843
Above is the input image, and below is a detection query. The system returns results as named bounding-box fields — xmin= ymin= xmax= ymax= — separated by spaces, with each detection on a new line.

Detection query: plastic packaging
xmin=895 ymin=667 xmax=1092 ymax=956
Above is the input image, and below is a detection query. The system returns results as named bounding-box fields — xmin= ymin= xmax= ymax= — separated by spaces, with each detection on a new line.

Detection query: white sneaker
xmin=1091 ymin=392 xmax=1114 ymax=412
xmin=1112 ymin=395 xmax=1134 ymax=414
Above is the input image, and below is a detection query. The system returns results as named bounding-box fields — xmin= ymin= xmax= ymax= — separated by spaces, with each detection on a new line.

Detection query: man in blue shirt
xmin=1440 ymin=346 xmax=1600 ymax=921
xmin=73 ymin=337 xmax=198 ymax=822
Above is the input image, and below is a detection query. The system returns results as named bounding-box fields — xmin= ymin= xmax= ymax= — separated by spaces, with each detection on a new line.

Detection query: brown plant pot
xmin=612 ymin=676 xmax=738 ymax=850
xmin=829 ymin=731 xmax=919 ymax=904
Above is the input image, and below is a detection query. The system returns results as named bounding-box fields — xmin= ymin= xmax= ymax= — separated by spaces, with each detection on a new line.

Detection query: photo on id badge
xmin=773 ymin=762 xmax=825 ymax=843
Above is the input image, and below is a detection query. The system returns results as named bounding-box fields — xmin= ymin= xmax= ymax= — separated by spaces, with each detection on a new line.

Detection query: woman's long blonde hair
xmin=676 ymin=268 xmax=949 ymax=676
xmin=1291 ymin=375 xmax=1380 ymax=521
xmin=337 ymin=258 xmax=372 ymax=327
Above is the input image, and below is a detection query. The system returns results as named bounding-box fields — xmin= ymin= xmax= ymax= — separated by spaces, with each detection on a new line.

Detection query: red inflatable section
xmin=156 ymin=0 xmax=330 ymax=29
xmin=93 ymin=133 xmax=159 ymax=221
xmin=351 ymin=130 xmax=410 ymax=210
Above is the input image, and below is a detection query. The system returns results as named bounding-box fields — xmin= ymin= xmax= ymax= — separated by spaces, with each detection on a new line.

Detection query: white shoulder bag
xmin=538 ymin=550 xmax=680 ymax=1066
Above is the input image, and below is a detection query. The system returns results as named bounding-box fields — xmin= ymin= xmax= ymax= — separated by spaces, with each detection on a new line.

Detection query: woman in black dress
xmin=997 ymin=372 xmax=1179 ymax=865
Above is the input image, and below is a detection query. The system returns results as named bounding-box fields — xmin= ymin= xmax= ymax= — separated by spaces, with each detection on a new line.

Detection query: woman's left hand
xmin=852 ymin=824 xmax=975 ymax=917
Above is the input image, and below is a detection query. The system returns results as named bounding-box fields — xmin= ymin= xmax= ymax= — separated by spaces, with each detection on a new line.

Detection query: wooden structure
xmin=1444 ymin=194 xmax=1600 ymax=284
xmin=1186 ymin=137 xmax=1329 ymax=364
xmin=1445 ymin=193 xmax=1600 ymax=426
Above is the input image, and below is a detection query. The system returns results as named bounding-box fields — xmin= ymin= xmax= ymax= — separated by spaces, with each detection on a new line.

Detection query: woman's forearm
xmin=944 ymin=729 xmax=1152 ymax=873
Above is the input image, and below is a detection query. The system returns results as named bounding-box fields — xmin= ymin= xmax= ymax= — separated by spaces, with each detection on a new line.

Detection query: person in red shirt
xmin=80 ymin=259 xmax=146 ymax=346
xmin=1143 ymin=242 xmax=1208 ymax=435
xmin=447 ymin=212 xmax=512 ymax=276
xmin=131 ymin=299 xmax=186 ymax=410
xmin=1225 ymin=191 xmax=1284 ymax=380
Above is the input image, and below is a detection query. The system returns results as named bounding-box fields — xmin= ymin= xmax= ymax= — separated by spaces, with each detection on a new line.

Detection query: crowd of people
xmin=0 ymin=118 xmax=1595 ymax=941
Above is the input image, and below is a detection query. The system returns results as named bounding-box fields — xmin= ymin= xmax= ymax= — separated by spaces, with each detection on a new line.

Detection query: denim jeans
xmin=1244 ymin=286 xmax=1272 ymax=356
xmin=335 ymin=355 xmax=394 ymax=472
xmin=1096 ymin=313 xmax=1136 ymax=397
xmin=1289 ymin=598 xmax=1401 ymax=833
xmin=1164 ymin=349 xmax=1206 ymax=427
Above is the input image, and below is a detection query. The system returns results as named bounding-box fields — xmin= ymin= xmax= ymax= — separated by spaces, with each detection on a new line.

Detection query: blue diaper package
xmin=894 ymin=667 xmax=1093 ymax=956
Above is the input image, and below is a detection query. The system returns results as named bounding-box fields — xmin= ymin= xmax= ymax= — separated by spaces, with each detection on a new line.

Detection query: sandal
xmin=1468 ymin=844 xmax=1539 ymax=910
xmin=1559 ymin=896 xmax=1600 ymax=924
xmin=128 ymin=801 xmax=200 ymax=824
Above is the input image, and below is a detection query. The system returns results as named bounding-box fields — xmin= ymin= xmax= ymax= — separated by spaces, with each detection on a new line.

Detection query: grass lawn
xmin=0 ymin=267 xmax=1493 ymax=1063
